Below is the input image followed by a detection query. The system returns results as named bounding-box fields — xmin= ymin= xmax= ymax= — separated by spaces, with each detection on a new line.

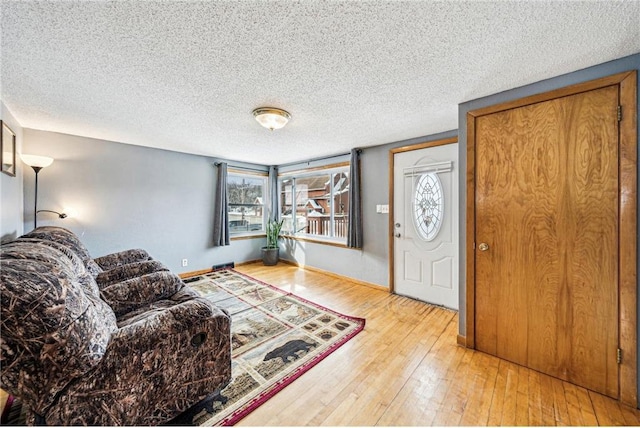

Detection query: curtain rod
xmin=277 ymin=150 xmax=360 ymax=168
xmin=214 ymin=148 xmax=363 ymax=170
xmin=214 ymin=162 xmax=268 ymax=173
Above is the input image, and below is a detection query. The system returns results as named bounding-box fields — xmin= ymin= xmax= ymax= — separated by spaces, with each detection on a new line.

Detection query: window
xmin=228 ymin=171 xmax=267 ymax=235
xmin=279 ymin=165 xmax=350 ymax=242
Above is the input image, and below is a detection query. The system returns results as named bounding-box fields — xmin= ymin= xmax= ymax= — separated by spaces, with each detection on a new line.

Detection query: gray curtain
xmin=347 ymin=148 xmax=363 ymax=248
xmin=212 ymin=162 xmax=230 ymax=246
xmin=269 ymin=165 xmax=279 ymax=221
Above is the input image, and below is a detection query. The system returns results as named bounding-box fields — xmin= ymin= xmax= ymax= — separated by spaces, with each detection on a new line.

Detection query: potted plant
xmin=261 ymin=219 xmax=284 ymax=266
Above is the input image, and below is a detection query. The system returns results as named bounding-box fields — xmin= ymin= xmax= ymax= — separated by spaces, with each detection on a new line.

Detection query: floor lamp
xmin=21 ymin=154 xmax=54 ymax=229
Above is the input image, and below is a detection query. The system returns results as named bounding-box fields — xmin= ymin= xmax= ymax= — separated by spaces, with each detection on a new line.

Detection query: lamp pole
xmin=31 ymin=166 xmax=43 ymax=229
xmin=20 ymin=155 xmax=54 ymax=231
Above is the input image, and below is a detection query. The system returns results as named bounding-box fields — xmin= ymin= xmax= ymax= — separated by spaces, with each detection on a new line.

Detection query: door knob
xmin=478 ymin=243 xmax=489 ymax=251
xmin=395 ymin=223 xmax=401 ymax=228
xmin=395 ymin=233 xmax=401 ymax=238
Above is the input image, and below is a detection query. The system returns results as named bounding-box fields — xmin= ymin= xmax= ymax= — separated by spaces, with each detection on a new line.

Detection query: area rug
xmin=171 ymin=269 xmax=366 ymax=426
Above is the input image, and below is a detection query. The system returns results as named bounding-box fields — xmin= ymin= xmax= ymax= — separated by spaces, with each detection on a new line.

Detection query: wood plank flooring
xmin=234 ymin=262 xmax=640 ymax=426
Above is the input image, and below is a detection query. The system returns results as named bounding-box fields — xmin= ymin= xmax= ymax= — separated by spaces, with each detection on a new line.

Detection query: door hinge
xmin=617 ymin=105 xmax=622 ymax=122
xmin=617 ymin=348 xmax=622 ymax=364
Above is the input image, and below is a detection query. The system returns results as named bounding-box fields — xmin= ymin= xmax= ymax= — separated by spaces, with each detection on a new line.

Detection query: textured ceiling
xmin=2 ymin=1 xmax=639 ymax=165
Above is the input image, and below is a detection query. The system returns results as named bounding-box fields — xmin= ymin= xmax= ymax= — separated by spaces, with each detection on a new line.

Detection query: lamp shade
xmin=21 ymin=154 xmax=54 ymax=168
xmin=252 ymin=107 xmax=291 ymax=130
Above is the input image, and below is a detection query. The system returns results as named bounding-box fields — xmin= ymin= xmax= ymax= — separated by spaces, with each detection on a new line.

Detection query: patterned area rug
xmin=170 ymin=269 xmax=366 ymax=426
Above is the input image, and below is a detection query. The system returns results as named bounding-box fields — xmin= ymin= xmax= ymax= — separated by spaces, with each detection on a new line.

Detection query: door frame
xmin=388 ymin=136 xmax=458 ymax=294
xmin=465 ymin=71 xmax=637 ymax=406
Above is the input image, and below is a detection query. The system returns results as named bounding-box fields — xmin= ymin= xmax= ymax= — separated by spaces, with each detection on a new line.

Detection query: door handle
xmin=478 ymin=243 xmax=489 ymax=251
xmin=395 ymin=233 xmax=401 ymax=238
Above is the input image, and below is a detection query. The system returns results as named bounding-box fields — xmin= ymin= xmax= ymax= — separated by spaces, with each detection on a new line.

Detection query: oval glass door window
xmin=412 ymin=173 xmax=444 ymax=241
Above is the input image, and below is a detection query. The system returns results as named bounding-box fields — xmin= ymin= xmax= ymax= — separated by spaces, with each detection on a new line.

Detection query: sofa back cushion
xmin=14 ymin=237 xmax=102 ymax=299
xmin=0 ymin=242 xmax=117 ymax=413
xmin=20 ymin=227 xmax=103 ymax=276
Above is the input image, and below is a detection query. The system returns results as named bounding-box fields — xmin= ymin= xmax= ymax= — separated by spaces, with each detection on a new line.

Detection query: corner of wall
xmin=0 ymin=103 xmax=24 ymax=242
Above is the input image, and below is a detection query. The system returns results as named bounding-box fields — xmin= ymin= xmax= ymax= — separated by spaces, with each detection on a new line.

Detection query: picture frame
xmin=1 ymin=120 xmax=16 ymax=177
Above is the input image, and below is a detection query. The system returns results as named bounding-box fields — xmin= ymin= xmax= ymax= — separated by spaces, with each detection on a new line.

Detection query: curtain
xmin=212 ymin=162 xmax=230 ymax=246
xmin=269 ymin=165 xmax=279 ymax=221
xmin=347 ymin=148 xmax=363 ymax=248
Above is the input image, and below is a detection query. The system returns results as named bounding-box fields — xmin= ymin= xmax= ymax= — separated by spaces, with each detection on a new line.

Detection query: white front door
xmin=393 ymin=143 xmax=459 ymax=309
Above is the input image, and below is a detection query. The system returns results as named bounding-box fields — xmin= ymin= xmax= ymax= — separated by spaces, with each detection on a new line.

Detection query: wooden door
xmin=474 ymin=85 xmax=620 ymax=398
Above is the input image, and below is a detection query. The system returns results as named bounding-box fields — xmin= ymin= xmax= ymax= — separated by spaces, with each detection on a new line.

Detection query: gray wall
xmin=22 ymin=129 xmax=266 ymax=273
xmin=279 ymin=129 xmax=458 ymax=287
xmin=0 ymin=104 xmax=24 ymax=242
xmin=7 ymin=52 xmax=640 ymax=406
xmin=457 ymin=52 xmax=640 ymax=408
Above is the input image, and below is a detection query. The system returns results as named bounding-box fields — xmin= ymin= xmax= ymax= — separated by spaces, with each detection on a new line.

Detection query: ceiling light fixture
xmin=252 ymin=107 xmax=291 ymax=131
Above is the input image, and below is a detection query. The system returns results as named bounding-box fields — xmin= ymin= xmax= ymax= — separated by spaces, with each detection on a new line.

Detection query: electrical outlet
xmin=377 ymin=204 xmax=389 ymax=214
xmin=181 ymin=258 xmax=188 ymax=267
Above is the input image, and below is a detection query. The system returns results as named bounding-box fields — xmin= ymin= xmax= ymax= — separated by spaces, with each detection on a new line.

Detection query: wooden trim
xmin=465 ymin=114 xmax=477 ymax=349
xmin=388 ymin=147 xmax=395 ymax=293
xmin=456 ymin=334 xmax=466 ymax=347
xmin=278 ymin=161 xmax=350 ymax=177
xmin=618 ymin=70 xmax=637 ymax=407
xmin=466 ymin=70 xmax=637 ymax=406
xmin=280 ymin=259 xmax=389 ymax=291
xmin=388 ymin=137 xmax=459 ymax=294
xmin=180 ymin=258 xmax=385 ymax=282
xmin=235 ymin=259 xmax=262 ymax=267
xmin=467 ymin=71 xmax=635 ymax=119
xmin=391 ymin=136 xmax=458 ymax=155
xmin=179 ymin=260 xmax=264 ymax=279
xmin=231 ymin=233 xmax=266 ymax=241
xmin=281 ymin=235 xmax=349 ymax=249
xmin=179 ymin=268 xmax=214 ymax=279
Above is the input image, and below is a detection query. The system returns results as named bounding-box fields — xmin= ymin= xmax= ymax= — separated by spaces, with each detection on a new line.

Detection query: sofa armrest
xmin=171 ymin=286 xmax=200 ymax=302
xmin=100 ymin=271 xmax=184 ymax=316
xmin=113 ymin=298 xmax=230 ymax=345
xmin=93 ymin=249 xmax=151 ymax=270
xmin=95 ymin=260 xmax=169 ymax=289
xmin=43 ymin=298 xmax=232 ymax=426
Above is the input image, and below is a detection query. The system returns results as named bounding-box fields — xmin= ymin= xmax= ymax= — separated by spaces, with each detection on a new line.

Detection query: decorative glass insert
xmin=413 ymin=173 xmax=444 ymax=241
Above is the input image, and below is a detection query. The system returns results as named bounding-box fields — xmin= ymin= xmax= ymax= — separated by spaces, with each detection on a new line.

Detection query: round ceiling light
xmin=252 ymin=107 xmax=291 ymax=131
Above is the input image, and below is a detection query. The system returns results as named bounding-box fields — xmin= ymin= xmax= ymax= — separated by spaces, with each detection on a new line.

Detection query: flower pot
xmin=261 ymin=247 xmax=279 ymax=266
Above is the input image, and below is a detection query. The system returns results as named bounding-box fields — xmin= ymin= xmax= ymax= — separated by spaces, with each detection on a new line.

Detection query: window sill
xmin=282 ymin=235 xmax=349 ymax=249
xmin=230 ymin=233 xmax=266 ymax=241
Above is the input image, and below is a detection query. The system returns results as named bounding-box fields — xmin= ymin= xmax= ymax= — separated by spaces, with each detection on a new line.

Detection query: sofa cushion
xmin=3 ymin=240 xmax=102 ymax=299
xmin=100 ymin=271 xmax=185 ymax=317
xmin=95 ymin=260 xmax=169 ymax=289
xmin=14 ymin=237 xmax=87 ymax=276
xmin=93 ymin=248 xmax=152 ymax=270
xmin=20 ymin=227 xmax=103 ymax=276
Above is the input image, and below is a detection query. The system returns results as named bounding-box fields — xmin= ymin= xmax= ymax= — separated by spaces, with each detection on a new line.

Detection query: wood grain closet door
xmin=474 ymin=85 xmax=620 ymax=398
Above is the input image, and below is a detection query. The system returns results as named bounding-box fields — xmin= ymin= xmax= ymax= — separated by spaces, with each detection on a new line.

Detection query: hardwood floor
xmin=234 ymin=262 xmax=640 ymax=426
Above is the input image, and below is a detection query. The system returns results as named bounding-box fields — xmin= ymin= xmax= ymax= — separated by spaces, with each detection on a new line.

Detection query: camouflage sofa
xmin=0 ymin=227 xmax=232 ymax=425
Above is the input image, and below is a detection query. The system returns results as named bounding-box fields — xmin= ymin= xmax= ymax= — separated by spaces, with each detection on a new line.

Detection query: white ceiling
xmin=2 ymin=1 xmax=639 ymax=165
